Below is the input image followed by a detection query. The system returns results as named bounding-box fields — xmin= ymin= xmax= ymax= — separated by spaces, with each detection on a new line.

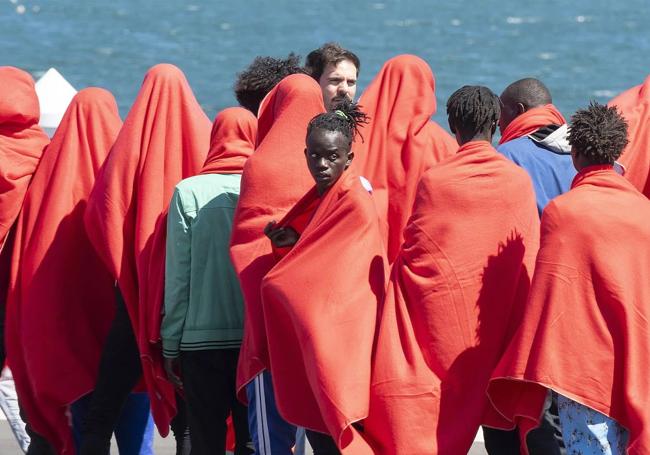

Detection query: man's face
xmin=305 ymin=128 xmax=352 ymax=194
xmin=319 ymin=60 xmax=358 ymax=110
xmin=498 ymin=94 xmax=522 ymax=134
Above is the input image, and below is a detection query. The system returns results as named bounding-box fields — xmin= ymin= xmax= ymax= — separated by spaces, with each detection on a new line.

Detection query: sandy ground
xmin=0 ymin=420 xmax=487 ymax=454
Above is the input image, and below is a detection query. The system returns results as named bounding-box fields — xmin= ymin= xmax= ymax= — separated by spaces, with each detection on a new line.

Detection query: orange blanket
xmin=608 ymin=75 xmax=650 ymax=196
xmin=200 ymin=107 xmax=257 ymax=175
xmin=84 ymin=64 xmax=210 ymax=434
xmin=261 ymin=171 xmax=387 ymax=452
xmin=355 ymin=55 xmax=456 ymax=262
xmin=0 ymin=66 xmax=49 ymax=249
xmin=499 ymin=104 xmax=566 ymax=145
xmin=488 ymin=166 xmax=650 ymax=454
xmin=6 ymin=88 xmax=121 ymax=454
xmin=230 ymin=74 xmax=325 ymax=396
xmin=361 ymin=141 xmax=540 ymax=454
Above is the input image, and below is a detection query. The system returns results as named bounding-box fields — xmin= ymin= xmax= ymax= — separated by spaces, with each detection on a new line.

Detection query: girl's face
xmin=305 ymin=128 xmax=353 ymax=195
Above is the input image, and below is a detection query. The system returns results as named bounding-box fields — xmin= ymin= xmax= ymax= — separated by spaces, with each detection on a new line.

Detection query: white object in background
xmin=0 ymin=367 xmax=30 ymax=452
xmin=35 ymin=68 xmax=77 ymax=138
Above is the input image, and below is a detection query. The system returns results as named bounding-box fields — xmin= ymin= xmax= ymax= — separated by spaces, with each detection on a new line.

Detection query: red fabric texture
xmin=201 ymin=106 xmax=257 ymax=175
xmin=0 ymin=66 xmax=49 ymax=249
xmin=270 ymin=195 xmax=319 ymax=261
xmin=230 ymin=74 xmax=325 ymax=396
xmin=354 ymin=55 xmax=457 ymax=262
xmin=261 ymin=171 xmax=387 ymax=452
xmin=488 ymin=166 xmax=650 ymax=454
xmin=498 ymin=104 xmax=566 ymax=145
xmin=360 ymin=141 xmax=540 ymax=454
xmin=84 ymin=64 xmax=210 ymax=435
xmin=608 ymin=75 xmax=650 ymax=196
xmin=6 ymin=88 xmax=121 ymax=454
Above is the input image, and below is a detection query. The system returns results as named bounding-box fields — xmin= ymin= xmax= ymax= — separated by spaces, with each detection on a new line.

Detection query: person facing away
xmin=234 ymin=53 xmax=306 ymax=116
xmin=161 ymin=107 xmax=257 ymax=455
xmin=488 ymin=102 xmax=650 ymax=455
xmin=263 ymin=100 xmax=386 ymax=455
xmin=359 ymin=86 xmax=540 ymax=454
xmin=488 ymin=78 xmax=573 ymax=454
xmin=608 ymin=74 xmax=650 ymax=197
xmin=305 ymin=42 xmax=360 ymax=111
xmin=497 ymin=77 xmax=576 ymax=216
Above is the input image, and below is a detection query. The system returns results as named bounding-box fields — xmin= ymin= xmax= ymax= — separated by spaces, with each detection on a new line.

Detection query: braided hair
xmin=446 ymin=85 xmax=500 ymax=136
xmin=306 ymin=99 xmax=369 ymax=145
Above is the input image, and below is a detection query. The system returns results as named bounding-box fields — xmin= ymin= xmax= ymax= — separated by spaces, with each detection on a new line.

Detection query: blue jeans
xmin=246 ymin=372 xmax=305 ymax=455
xmin=72 ymin=392 xmax=154 ymax=455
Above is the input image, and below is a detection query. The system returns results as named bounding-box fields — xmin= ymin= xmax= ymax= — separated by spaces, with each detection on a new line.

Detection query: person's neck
xmin=458 ymin=131 xmax=492 ymax=146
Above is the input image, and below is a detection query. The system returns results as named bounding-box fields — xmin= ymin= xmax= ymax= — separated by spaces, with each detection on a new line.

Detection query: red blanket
xmin=200 ymin=107 xmax=257 ymax=175
xmin=84 ymin=64 xmax=210 ymax=434
xmin=261 ymin=171 xmax=387 ymax=452
xmin=608 ymin=75 xmax=650 ymax=196
xmin=0 ymin=66 xmax=49 ymax=249
xmin=6 ymin=88 xmax=121 ymax=454
xmin=499 ymin=104 xmax=566 ymax=145
xmin=361 ymin=141 xmax=540 ymax=454
xmin=488 ymin=166 xmax=650 ymax=454
xmin=354 ymin=55 xmax=457 ymax=262
xmin=230 ymin=74 xmax=325 ymax=396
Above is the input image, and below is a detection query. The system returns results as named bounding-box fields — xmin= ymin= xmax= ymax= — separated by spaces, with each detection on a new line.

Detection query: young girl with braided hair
xmin=262 ymin=100 xmax=387 ymax=455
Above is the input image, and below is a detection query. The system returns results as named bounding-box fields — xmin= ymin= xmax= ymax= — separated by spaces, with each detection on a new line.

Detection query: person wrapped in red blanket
xmin=608 ymin=75 xmax=650 ymax=197
xmin=354 ymin=55 xmax=457 ymax=262
xmin=82 ymin=64 xmax=210 ymax=453
xmin=488 ymin=102 xmax=649 ymax=454
xmin=263 ymin=101 xmax=387 ymax=455
xmin=6 ymin=88 xmax=122 ymax=455
xmin=359 ymin=86 xmax=540 ymax=454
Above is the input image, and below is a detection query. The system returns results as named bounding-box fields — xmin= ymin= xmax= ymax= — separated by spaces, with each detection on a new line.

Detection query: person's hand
xmin=264 ymin=221 xmax=299 ymax=248
xmin=164 ymin=357 xmax=183 ymax=389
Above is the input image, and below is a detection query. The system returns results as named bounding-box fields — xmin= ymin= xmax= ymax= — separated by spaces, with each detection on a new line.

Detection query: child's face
xmin=305 ymin=128 xmax=353 ymax=194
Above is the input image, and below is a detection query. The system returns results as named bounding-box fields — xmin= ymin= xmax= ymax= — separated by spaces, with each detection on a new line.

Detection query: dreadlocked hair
xmin=234 ymin=53 xmax=305 ymax=114
xmin=446 ymin=85 xmax=500 ymax=136
xmin=307 ymin=99 xmax=369 ymax=145
xmin=568 ymin=101 xmax=629 ymax=165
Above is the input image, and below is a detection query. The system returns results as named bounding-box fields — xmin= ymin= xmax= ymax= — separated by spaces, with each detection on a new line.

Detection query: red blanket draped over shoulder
xmin=201 ymin=107 xmax=257 ymax=175
xmin=230 ymin=74 xmax=325 ymax=396
xmin=488 ymin=166 xmax=650 ymax=454
xmin=354 ymin=55 xmax=457 ymax=262
xmin=261 ymin=170 xmax=387 ymax=452
xmin=0 ymin=66 xmax=49 ymax=249
xmin=360 ymin=141 xmax=540 ymax=454
xmin=6 ymin=88 xmax=121 ymax=454
xmin=498 ymin=104 xmax=566 ymax=145
xmin=84 ymin=64 xmax=210 ymax=434
xmin=608 ymin=76 xmax=650 ymax=196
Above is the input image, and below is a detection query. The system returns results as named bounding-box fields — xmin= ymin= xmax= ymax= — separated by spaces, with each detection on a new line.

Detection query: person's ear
xmin=491 ymin=121 xmax=497 ymax=136
xmin=448 ymin=119 xmax=456 ymax=134
xmin=516 ymin=102 xmax=526 ymax=114
xmin=345 ymin=151 xmax=354 ymax=169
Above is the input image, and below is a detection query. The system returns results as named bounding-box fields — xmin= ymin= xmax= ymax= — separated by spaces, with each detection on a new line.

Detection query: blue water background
xmin=2 ymin=0 xmax=649 ymax=127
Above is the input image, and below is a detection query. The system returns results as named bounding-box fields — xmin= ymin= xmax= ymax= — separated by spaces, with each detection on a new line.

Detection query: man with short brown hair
xmin=305 ymin=43 xmax=360 ymax=110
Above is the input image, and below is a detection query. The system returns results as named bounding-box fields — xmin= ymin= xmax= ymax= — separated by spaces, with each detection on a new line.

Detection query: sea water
xmin=2 ymin=0 xmax=649 ymax=126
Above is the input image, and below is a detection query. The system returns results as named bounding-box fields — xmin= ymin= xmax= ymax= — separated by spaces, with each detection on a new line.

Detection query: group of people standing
xmin=1 ymin=41 xmax=649 ymax=455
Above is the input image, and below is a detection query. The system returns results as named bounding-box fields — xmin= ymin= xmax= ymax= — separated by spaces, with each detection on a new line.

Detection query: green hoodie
xmin=162 ymin=173 xmax=244 ymax=358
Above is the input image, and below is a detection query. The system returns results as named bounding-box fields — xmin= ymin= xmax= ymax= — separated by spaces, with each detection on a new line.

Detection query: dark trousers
xmin=180 ymin=349 xmax=253 ymax=455
xmin=79 ymin=287 xmax=143 ymax=455
xmin=483 ymin=391 xmax=565 ymax=455
xmin=305 ymin=429 xmax=340 ymax=455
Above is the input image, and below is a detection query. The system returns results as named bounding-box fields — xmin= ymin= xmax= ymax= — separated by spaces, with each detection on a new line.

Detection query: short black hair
xmin=501 ymin=78 xmax=552 ymax=109
xmin=307 ymin=99 xmax=369 ymax=146
xmin=446 ymin=85 xmax=500 ymax=136
xmin=234 ymin=53 xmax=305 ymax=114
xmin=305 ymin=43 xmax=360 ymax=81
xmin=568 ymin=101 xmax=628 ymax=165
